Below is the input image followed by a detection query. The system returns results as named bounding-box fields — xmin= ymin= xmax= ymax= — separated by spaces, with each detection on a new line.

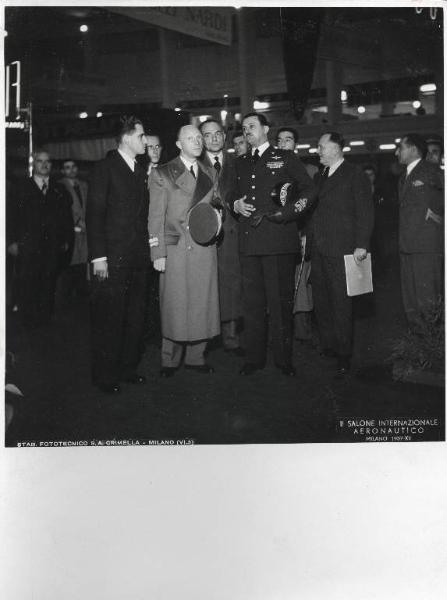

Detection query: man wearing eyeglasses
xmin=200 ymin=118 xmax=243 ymax=355
xmin=146 ymin=134 xmax=163 ymax=176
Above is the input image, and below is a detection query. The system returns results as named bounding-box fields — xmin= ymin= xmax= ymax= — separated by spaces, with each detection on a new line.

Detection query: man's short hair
xmin=242 ymin=112 xmax=269 ymax=127
xmin=232 ymin=129 xmax=244 ymax=141
xmin=198 ymin=118 xmax=223 ymax=133
xmin=62 ymin=158 xmax=77 ymax=166
xmin=277 ymin=127 xmax=299 ymax=143
xmin=115 ymin=115 xmax=143 ymax=143
xmin=324 ymin=131 xmax=345 ymax=151
xmin=402 ymin=133 xmax=427 ymax=159
xmin=33 ymin=148 xmax=50 ymax=159
xmin=426 ymin=135 xmax=443 ymax=153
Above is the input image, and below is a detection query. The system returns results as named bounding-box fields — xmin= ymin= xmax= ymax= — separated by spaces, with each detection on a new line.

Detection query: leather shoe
xmin=160 ymin=367 xmax=176 ymax=378
xmin=96 ymin=382 xmax=121 ymax=394
xmin=123 ymin=373 xmax=147 ymax=384
xmin=239 ymin=363 xmax=263 ymax=375
xmin=277 ymin=364 xmax=296 ymax=376
xmin=184 ymin=364 xmax=215 ymax=374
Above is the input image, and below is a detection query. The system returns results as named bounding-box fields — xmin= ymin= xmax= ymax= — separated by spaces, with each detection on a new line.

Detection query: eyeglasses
xmin=147 ymin=145 xmax=161 ymax=150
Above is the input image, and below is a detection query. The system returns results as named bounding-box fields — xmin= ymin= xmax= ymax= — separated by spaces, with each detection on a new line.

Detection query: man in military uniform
xmin=233 ymin=112 xmax=316 ymax=376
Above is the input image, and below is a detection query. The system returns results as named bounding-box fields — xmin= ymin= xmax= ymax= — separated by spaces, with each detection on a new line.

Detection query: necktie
xmin=190 ymin=165 xmax=196 ymax=179
xmin=252 ymin=149 xmax=260 ymax=163
xmin=321 ymin=167 xmax=329 ymax=179
xmin=41 ymin=181 xmax=48 ymax=195
xmin=73 ymin=183 xmax=83 ymax=207
xmin=214 ymin=156 xmax=221 ymax=174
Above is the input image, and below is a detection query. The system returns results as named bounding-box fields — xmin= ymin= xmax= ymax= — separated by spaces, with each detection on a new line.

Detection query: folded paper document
xmin=344 ymin=253 xmax=373 ymax=297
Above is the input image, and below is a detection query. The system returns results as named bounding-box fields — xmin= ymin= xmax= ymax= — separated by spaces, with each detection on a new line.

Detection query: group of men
xmin=9 ymin=113 xmax=443 ymax=396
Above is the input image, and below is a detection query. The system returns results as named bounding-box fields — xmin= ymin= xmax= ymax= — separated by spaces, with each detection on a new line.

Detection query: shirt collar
xmin=407 ymin=158 xmax=421 ymax=176
xmin=180 ymin=155 xmax=198 ymax=172
xmin=118 ymin=148 xmax=136 ymax=172
xmin=328 ymin=157 xmax=345 ymax=176
xmin=253 ymin=141 xmax=270 ymax=157
xmin=207 ymin=150 xmax=223 ymax=163
xmin=33 ymin=175 xmax=49 ymax=187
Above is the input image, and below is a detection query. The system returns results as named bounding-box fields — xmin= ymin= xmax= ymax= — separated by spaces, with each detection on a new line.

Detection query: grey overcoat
xmin=148 ymin=156 xmax=220 ymax=342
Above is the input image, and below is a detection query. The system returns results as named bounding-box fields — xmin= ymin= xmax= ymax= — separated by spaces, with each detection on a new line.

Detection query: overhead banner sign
xmin=110 ymin=6 xmax=233 ymax=46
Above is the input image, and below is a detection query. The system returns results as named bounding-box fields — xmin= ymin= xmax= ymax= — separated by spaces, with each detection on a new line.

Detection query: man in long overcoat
xmin=149 ymin=124 xmax=220 ymax=376
xmin=200 ymin=118 xmax=243 ymax=354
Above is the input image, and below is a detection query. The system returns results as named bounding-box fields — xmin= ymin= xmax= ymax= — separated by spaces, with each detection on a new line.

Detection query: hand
xmin=93 ymin=259 xmax=108 ymax=280
xmin=153 ymin=257 xmax=166 ymax=272
xmin=353 ymin=248 xmax=367 ymax=264
xmin=7 ymin=242 xmax=19 ymax=257
xmin=234 ymin=195 xmax=256 ymax=217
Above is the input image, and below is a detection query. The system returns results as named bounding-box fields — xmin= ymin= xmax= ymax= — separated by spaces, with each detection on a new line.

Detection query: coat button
xmin=251 ymin=174 xmax=255 ymax=179
xmin=251 ymin=185 xmax=255 ymax=189
xmin=252 ymin=196 xmax=255 ymax=200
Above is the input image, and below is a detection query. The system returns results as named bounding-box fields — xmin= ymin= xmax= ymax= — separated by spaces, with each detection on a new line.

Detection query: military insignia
xmin=413 ymin=180 xmax=424 ymax=187
xmin=267 ymin=161 xmax=285 ymax=169
xmin=293 ymin=198 xmax=308 ymax=213
xmin=271 ymin=154 xmax=282 ymax=160
xmin=279 ymin=182 xmax=292 ymax=206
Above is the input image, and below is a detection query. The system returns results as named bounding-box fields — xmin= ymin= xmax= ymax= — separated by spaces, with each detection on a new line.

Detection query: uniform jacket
xmin=60 ymin=177 xmax=88 ymax=265
xmin=398 ymin=159 xmax=444 ymax=254
xmin=148 ymin=156 xmax=220 ymax=341
xmin=13 ymin=176 xmax=74 ymax=263
xmin=310 ymin=160 xmax=374 ymax=257
xmin=86 ymin=149 xmax=149 ymax=269
xmin=235 ymin=146 xmax=316 ymax=255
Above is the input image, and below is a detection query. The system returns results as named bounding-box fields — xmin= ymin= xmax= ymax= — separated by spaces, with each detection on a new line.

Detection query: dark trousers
xmin=240 ymin=254 xmax=296 ymax=366
xmin=17 ymin=248 xmax=59 ymax=326
xmin=400 ymin=252 xmax=443 ymax=327
xmin=90 ymin=264 xmax=148 ymax=385
xmin=312 ymin=250 xmax=353 ymax=357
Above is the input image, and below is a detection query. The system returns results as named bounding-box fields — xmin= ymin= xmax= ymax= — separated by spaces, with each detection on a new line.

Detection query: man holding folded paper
xmin=396 ymin=133 xmax=444 ymax=328
xmin=311 ymin=132 xmax=374 ymax=376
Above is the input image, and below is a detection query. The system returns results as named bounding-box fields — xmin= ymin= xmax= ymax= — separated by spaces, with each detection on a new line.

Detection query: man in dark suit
xmin=200 ymin=118 xmax=243 ymax=355
xmin=86 ymin=116 xmax=149 ymax=394
xmin=311 ymin=132 xmax=374 ymax=376
xmin=58 ymin=158 xmax=89 ymax=302
xmin=10 ymin=150 xmax=74 ymax=327
xmin=395 ymin=133 xmax=444 ymax=328
xmin=233 ymin=112 xmax=316 ymax=376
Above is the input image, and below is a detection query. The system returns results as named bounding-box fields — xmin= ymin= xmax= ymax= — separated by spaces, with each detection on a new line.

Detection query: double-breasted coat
xmin=149 ymin=156 xmax=220 ymax=342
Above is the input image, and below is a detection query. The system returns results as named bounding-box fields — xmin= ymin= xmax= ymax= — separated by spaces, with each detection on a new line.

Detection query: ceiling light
xmin=412 ymin=100 xmax=421 ymax=109
xmin=80 ymin=24 xmax=88 ymax=33
xmin=419 ymin=83 xmax=436 ymax=94
xmin=174 ymin=108 xmax=181 ymax=112
xmin=357 ymin=106 xmax=366 ymax=114
xmin=297 ymin=144 xmax=311 ymax=149
xmin=253 ymin=100 xmax=269 ymax=110
xmin=379 ymin=143 xmax=397 ymax=151
xmin=340 ymin=90 xmax=347 ymax=102
xmin=309 ymin=148 xmax=318 ymax=154
xmin=343 ymin=147 xmax=351 ymax=152
xmin=79 ymin=112 xmax=88 ymax=119
xmin=96 ymin=111 xmax=103 ymax=118
xmin=349 ymin=141 xmax=365 ymax=146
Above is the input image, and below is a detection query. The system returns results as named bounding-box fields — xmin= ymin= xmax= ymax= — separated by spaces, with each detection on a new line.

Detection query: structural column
xmin=326 ymin=59 xmax=343 ymax=126
xmin=237 ymin=8 xmax=256 ymax=117
xmin=159 ymin=27 xmax=175 ymax=109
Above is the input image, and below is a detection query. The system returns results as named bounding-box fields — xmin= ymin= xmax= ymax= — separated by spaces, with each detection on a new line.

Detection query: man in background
xmin=10 ymin=150 xmax=73 ymax=327
xmin=425 ymin=136 xmax=443 ymax=167
xmin=58 ymin=158 xmax=89 ymax=302
xmin=232 ymin=129 xmax=249 ymax=157
xmin=396 ymin=133 xmax=444 ymax=328
xmin=146 ymin=133 xmax=163 ymax=176
xmin=200 ymin=118 xmax=243 ymax=355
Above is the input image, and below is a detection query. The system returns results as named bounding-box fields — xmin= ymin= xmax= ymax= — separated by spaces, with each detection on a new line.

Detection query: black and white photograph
xmin=1 ymin=2 xmax=446 ymax=598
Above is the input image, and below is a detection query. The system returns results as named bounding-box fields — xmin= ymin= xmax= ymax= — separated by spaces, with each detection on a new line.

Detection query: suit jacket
xmin=148 ymin=156 xmax=220 ymax=340
xmin=235 ymin=146 xmax=316 ymax=255
xmin=398 ymin=159 xmax=444 ymax=254
xmin=86 ymin=149 xmax=149 ymax=268
xmin=13 ymin=176 xmax=74 ymax=262
xmin=311 ymin=160 xmax=374 ymax=257
xmin=60 ymin=177 xmax=88 ymax=265
xmin=201 ymin=151 xmax=242 ymax=321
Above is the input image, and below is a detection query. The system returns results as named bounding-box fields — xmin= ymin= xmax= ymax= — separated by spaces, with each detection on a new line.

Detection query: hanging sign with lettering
xmin=110 ymin=7 xmax=233 ymax=46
